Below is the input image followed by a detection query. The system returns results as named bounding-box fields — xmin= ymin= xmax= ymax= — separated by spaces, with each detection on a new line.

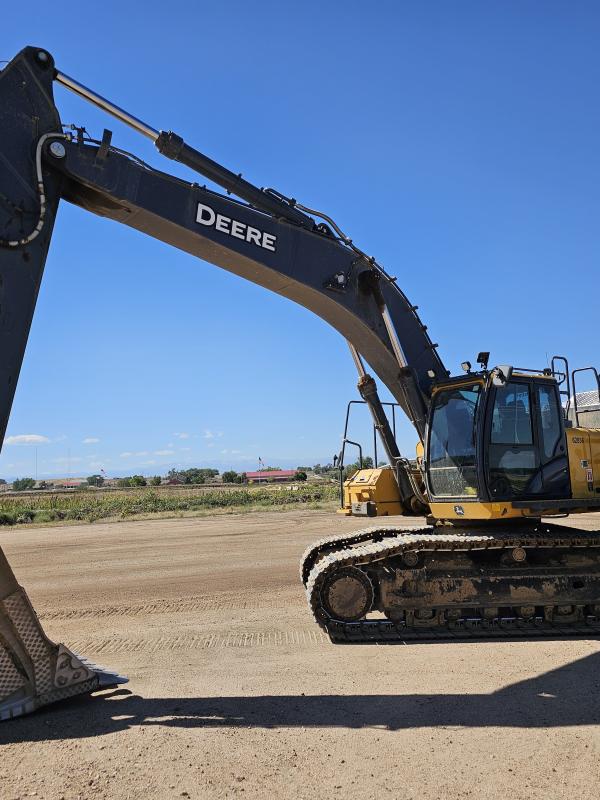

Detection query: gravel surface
xmin=1 ymin=510 xmax=599 ymax=799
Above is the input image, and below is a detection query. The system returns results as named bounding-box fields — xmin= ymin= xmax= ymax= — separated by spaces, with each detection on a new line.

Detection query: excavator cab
xmin=343 ymin=363 xmax=600 ymax=522
xmin=426 ymin=369 xmax=572 ymax=520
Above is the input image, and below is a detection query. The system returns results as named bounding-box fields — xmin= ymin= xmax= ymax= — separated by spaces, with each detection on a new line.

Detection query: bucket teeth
xmin=0 ymin=587 xmax=127 ymax=721
xmin=71 ymin=652 xmax=129 ymax=688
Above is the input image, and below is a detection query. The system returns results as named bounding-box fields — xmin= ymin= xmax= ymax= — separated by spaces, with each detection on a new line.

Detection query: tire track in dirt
xmin=39 ymin=593 xmax=295 ymax=620
xmin=69 ymin=628 xmax=330 ymax=654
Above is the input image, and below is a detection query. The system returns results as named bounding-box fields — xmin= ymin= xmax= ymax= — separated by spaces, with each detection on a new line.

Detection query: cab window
xmin=428 ymin=385 xmax=480 ymax=498
xmin=537 ymin=384 xmax=562 ymax=460
xmin=491 ymin=383 xmax=533 ymax=445
xmin=488 ymin=382 xmax=537 ymax=497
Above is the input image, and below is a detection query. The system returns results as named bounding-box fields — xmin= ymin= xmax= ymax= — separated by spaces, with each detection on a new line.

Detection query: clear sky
xmin=1 ymin=2 xmax=599 ymax=480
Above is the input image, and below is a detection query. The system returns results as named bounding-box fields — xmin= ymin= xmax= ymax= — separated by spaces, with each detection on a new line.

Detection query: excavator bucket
xmin=0 ymin=47 xmax=127 ymax=720
xmin=0 ymin=549 xmax=127 ymax=721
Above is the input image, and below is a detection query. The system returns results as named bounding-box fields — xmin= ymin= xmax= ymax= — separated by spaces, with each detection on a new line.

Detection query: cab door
xmin=485 ymin=381 xmax=539 ymax=499
xmin=484 ymin=379 xmax=569 ymax=501
xmin=532 ymin=382 xmax=570 ymax=498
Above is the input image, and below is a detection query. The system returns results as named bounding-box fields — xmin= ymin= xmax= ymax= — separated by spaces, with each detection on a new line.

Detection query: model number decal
xmin=572 ymin=436 xmax=585 ymax=444
xmin=196 ymin=203 xmax=277 ymax=252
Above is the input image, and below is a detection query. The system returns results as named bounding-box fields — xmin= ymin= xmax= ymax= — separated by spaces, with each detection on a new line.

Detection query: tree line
xmin=9 ymin=459 xmax=379 ymax=491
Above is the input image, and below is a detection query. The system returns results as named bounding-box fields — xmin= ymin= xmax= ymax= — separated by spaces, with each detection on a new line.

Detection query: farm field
xmin=0 ymin=482 xmax=339 ymax=525
xmin=1 ymin=509 xmax=600 ymax=799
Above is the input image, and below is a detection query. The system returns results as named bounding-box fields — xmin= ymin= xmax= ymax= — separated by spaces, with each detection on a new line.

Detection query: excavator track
xmin=300 ymin=527 xmax=406 ymax=586
xmin=303 ymin=524 xmax=600 ymax=643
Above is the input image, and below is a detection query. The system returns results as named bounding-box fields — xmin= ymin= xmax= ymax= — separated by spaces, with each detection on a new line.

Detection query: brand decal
xmin=196 ymin=203 xmax=277 ymax=252
xmin=454 ymin=505 xmax=465 ymax=516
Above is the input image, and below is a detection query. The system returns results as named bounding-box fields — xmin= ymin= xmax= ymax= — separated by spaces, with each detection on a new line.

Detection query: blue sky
xmin=1 ymin=2 xmax=599 ymax=480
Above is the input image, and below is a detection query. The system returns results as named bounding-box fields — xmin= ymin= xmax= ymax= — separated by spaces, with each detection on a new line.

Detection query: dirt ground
xmin=1 ymin=510 xmax=600 ymax=800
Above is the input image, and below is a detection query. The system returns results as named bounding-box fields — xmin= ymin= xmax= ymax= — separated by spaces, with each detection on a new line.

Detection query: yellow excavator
xmin=0 ymin=46 xmax=599 ymax=720
xmin=302 ymin=360 xmax=600 ymax=643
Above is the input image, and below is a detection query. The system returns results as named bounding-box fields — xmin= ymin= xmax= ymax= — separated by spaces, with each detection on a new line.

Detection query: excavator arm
xmin=0 ymin=45 xmax=447 ymax=720
xmin=0 ymin=47 xmax=446 ymax=458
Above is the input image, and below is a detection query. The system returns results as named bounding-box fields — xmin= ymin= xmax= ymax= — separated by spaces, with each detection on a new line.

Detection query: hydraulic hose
xmin=0 ymin=132 xmax=68 ymax=248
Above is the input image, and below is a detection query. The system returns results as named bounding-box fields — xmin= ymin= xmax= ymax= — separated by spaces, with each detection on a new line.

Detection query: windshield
xmin=428 ymin=384 xmax=481 ymax=498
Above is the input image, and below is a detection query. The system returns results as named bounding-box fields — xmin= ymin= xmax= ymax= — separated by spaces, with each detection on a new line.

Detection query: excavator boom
xmin=0 ymin=44 xmax=446 ymax=720
xmin=0 ymin=46 xmax=446 ymax=450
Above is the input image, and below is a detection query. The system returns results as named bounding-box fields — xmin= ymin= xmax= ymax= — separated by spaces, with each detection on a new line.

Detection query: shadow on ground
xmin=2 ymin=650 xmax=600 ymax=743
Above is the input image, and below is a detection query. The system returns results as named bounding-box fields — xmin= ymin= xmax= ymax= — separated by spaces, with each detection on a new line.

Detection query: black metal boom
xmin=0 ymin=46 xmax=447 ymax=508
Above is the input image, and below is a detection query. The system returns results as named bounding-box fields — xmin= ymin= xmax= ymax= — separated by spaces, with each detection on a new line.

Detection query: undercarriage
xmin=301 ymin=523 xmax=600 ymax=643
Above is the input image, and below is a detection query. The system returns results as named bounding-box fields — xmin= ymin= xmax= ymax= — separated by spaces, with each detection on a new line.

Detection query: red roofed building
xmin=245 ymin=470 xmax=297 ymax=483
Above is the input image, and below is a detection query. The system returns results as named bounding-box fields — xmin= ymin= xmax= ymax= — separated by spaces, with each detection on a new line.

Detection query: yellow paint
xmin=340 ymin=426 xmax=600 ymax=521
xmin=567 ymin=427 xmax=600 ymax=499
xmin=429 ymin=501 xmax=526 ymax=520
xmin=415 ymin=441 xmax=424 ymax=462
xmin=431 ymin=378 xmax=485 ymax=396
xmin=415 ymin=499 xmax=596 ymax=521
xmin=339 ymin=467 xmax=404 ymax=517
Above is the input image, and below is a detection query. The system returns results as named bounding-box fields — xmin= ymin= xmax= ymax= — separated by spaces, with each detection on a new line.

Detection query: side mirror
xmin=492 ymin=365 xmax=513 ymax=386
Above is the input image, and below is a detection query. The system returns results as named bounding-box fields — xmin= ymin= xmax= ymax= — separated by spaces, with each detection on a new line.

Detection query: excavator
xmin=1 ymin=46 xmax=600 ymax=721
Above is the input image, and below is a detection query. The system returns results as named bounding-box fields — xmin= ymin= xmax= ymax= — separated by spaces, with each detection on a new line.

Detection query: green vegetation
xmin=167 ymin=467 xmax=219 ymax=484
xmin=222 ymin=470 xmax=247 ymax=484
xmin=0 ymin=483 xmax=339 ymax=527
xmin=343 ymin=456 xmax=374 ymax=480
xmin=309 ymin=462 xmax=340 ymax=479
xmin=117 ymin=475 xmax=147 ymax=487
xmin=303 ymin=457 xmax=375 ymax=480
xmin=12 ymin=478 xmax=36 ymax=492
xmin=86 ymin=474 xmax=104 ymax=487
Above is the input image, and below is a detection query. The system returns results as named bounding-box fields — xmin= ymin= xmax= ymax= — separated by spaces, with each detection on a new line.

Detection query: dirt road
xmin=1 ymin=510 xmax=600 ymax=799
